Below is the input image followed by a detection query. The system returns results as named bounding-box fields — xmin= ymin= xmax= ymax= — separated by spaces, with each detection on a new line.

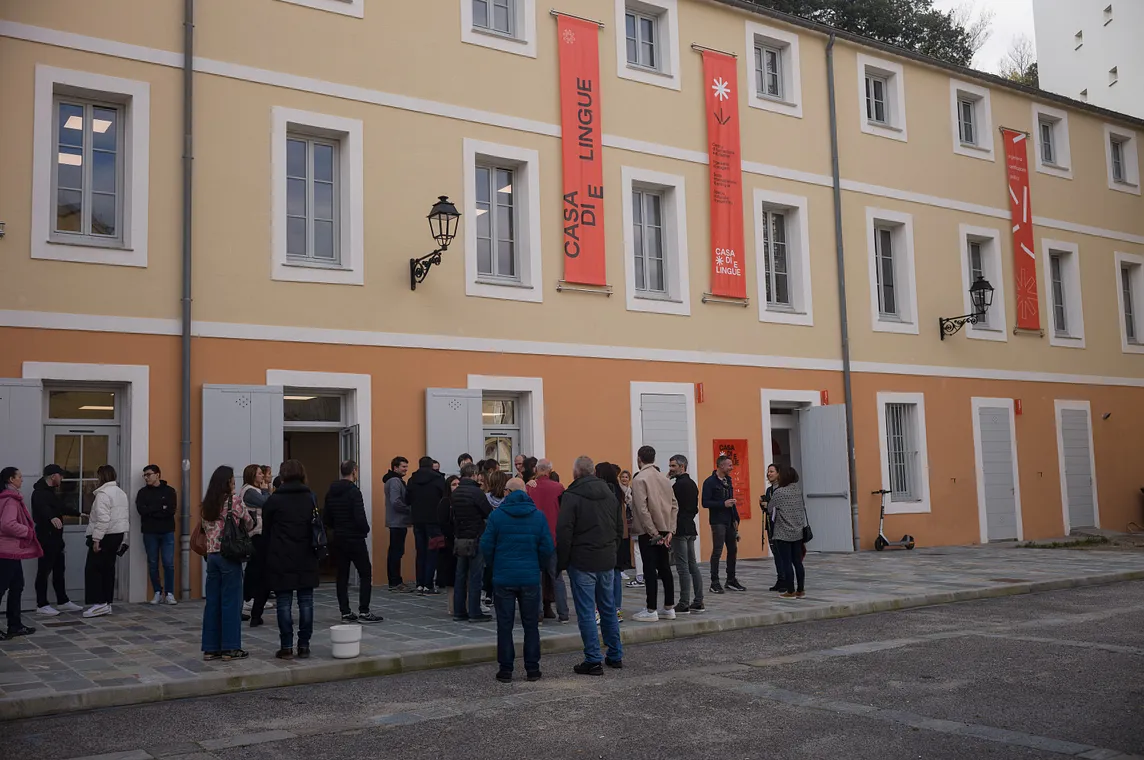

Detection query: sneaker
xmin=673 ymin=601 xmax=690 ymax=614
xmin=82 ymin=604 xmax=111 ymax=618
xmin=604 ymin=658 xmax=623 ymax=669
xmin=250 ymin=617 xmax=264 ymax=628
xmin=526 ymin=670 xmax=542 ymax=682
xmin=358 ymin=611 xmax=384 ymax=623
xmin=275 ymin=648 xmax=294 ymax=660
xmin=468 ymin=614 xmax=493 ymax=622
xmin=726 ymin=579 xmax=747 ymax=592
xmin=297 ymin=646 xmax=311 ymax=659
xmin=779 ymin=591 xmax=797 ymax=599
xmin=632 ymin=609 xmax=659 ymax=623
xmin=241 ymin=613 xmax=250 ymax=622
xmin=150 ymin=592 xmax=162 ymax=605
xmin=7 ymin=625 xmax=35 ymax=637
xmin=164 ymin=593 xmax=178 ymax=605
xmin=573 ymin=661 xmax=604 ymax=676
xmin=222 ymin=649 xmax=249 ymax=660
xmin=709 ymin=583 xmax=725 ymax=595
xmin=543 ymin=605 xmax=556 ymax=620
xmin=242 ymin=599 xmax=252 ymax=612
xmin=203 ymin=651 xmax=222 ymax=661
xmin=620 ymin=571 xmax=631 ymax=580
xmin=36 ymin=605 xmax=60 ymax=617
xmin=660 ymin=607 xmax=677 ymax=621
xmin=558 ymin=615 xmax=569 ymax=624
xmin=424 ymin=586 xmax=442 ymax=596
xmin=57 ymin=601 xmax=83 ymax=613
xmin=626 ymin=579 xmax=645 ymax=588
xmin=690 ymin=601 xmax=706 ymax=614
xmin=341 ymin=612 xmax=358 ymax=622
xmin=595 ymin=610 xmax=601 ymax=625
xmin=795 ymin=591 xmax=806 ymax=599
xmin=496 ymin=670 xmax=512 ymax=683
xmin=769 ymin=583 xmax=784 ymax=592
xmin=480 ymin=602 xmax=492 ymax=615
xmin=388 ymin=583 xmax=408 ymax=593
xmin=453 ymin=615 xmax=470 ymax=622
xmin=616 ymin=610 xmax=624 ymax=623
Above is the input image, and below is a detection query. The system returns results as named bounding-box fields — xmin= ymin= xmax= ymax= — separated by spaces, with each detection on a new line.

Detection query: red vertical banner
xmin=1002 ymin=128 xmax=1041 ymax=331
xmin=713 ymin=439 xmax=752 ymax=520
xmin=557 ymin=15 xmax=606 ymax=286
xmin=702 ymin=51 xmax=746 ymax=299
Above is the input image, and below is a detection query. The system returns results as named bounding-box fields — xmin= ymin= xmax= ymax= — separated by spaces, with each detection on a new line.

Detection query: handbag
xmin=428 ymin=534 xmax=446 ymax=551
xmin=453 ymin=537 xmax=478 ymax=558
xmin=802 ymin=522 xmax=814 ymax=544
xmin=220 ymin=497 xmax=253 ymax=562
xmin=311 ymin=505 xmax=329 ymax=560
xmin=190 ymin=521 xmax=208 ymax=557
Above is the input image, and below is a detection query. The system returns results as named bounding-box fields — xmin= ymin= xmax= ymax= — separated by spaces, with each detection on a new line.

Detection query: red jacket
xmin=527 ymin=476 xmax=564 ymax=542
xmin=0 ymin=488 xmax=44 ymax=561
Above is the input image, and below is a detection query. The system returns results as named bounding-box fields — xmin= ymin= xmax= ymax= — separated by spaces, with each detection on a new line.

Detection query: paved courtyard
xmin=2 ymin=543 xmax=1143 ymax=720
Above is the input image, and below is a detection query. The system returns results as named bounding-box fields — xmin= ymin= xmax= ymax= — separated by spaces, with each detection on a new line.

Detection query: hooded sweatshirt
xmin=136 ymin=479 xmax=178 ymax=534
xmin=555 ymin=475 xmax=621 ymax=573
xmin=383 ymin=470 xmax=410 ymax=529
xmin=480 ymin=489 xmax=553 ymax=588
xmin=405 ymin=466 xmax=447 ymax=526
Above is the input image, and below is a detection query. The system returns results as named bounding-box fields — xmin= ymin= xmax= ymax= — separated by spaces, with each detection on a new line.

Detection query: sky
xmin=933 ymin=0 xmax=1036 ymax=74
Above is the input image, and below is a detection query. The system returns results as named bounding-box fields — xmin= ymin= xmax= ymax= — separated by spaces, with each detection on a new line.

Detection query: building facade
xmin=1034 ymin=0 xmax=1143 ymax=119
xmin=1 ymin=0 xmax=1142 ymax=603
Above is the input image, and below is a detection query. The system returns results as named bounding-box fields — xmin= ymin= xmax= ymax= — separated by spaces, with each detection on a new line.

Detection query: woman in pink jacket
xmin=0 ymin=467 xmax=44 ymax=640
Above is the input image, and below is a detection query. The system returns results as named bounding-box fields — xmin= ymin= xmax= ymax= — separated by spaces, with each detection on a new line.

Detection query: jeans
xmin=202 ymin=553 xmax=243 ymax=653
xmin=709 ymin=523 xmax=738 ymax=585
xmin=774 ymin=540 xmax=805 ymax=593
xmin=453 ymin=552 xmax=485 ymax=619
xmin=336 ymin=537 xmax=373 ymax=615
xmin=275 ymin=587 xmax=315 ymax=649
xmin=35 ymin=539 xmax=69 ymax=607
xmin=637 ymin=534 xmax=674 ymax=611
xmin=0 ymin=558 xmax=26 ymax=630
xmin=567 ymin=567 xmax=623 ymax=665
xmin=541 ymin=553 xmax=569 ymax=619
xmin=143 ymin=531 xmax=176 ymax=596
xmin=413 ymin=525 xmax=438 ymax=589
xmin=493 ymin=584 xmax=540 ymax=674
xmin=84 ymin=533 xmax=123 ymax=605
xmin=673 ymin=536 xmax=703 ymax=605
xmin=387 ymin=527 xmax=407 ymax=587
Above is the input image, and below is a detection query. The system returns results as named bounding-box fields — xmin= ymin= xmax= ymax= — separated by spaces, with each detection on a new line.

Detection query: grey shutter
xmin=1060 ymin=409 xmax=1096 ymax=530
xmin=978 ymin=406 xmax=1018 ymax=541
xmin=426 ymin=389 xmax=483 ymax=475
xmin=638 ymin=394 xmax=689 ymax=464
xmin=0 ymin=379 xmax=45 ymax=611
xmin=798 ymin=405 xmax=854 ymax=552
xmin=201 ymin=385 xmax=284 ymax=492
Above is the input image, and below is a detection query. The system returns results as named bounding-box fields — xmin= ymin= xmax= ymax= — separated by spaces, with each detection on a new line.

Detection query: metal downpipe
xmin=179 ymin=0 xmax=195 ymax=599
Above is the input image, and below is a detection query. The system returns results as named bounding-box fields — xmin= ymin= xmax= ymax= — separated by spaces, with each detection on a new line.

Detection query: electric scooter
xmin=872 ymin=489 xmax=916 ymax=551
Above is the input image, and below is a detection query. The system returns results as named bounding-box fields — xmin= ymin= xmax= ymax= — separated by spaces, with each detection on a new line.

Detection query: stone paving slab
xmin=2 ymin=544 xmax=1144 ymax=720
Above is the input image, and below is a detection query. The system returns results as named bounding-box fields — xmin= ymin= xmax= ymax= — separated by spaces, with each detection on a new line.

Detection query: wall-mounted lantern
xmin=409 ymin=196 xmax=461 ymax=291
xmin=939 ymin=276 xmax=995 ymax=339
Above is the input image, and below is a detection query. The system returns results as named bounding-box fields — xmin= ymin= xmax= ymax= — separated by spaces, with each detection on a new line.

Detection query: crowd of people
xmin=0 ymin=448 xmax=812 ymax=678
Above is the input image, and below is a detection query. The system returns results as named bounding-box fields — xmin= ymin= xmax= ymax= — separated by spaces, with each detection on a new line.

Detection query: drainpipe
xmin=826 ymin=34 xmax=861 ymax=552
xmin=179 ymin=0 xmax=195 ymax=599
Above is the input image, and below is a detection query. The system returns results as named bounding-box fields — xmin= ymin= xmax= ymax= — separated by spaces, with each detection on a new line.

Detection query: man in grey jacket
xmin=383 ymin=456 xmax=412 ymax=592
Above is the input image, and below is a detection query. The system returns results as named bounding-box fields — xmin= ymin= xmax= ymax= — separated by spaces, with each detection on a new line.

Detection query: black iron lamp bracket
xmin=410 ymin=249 xmax=445 ymax=291
xmin=939 ymin=313 xmax=980 ymax=340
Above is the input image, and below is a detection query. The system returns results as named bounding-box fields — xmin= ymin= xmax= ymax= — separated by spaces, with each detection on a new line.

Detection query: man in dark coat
xmin=668 ymin=454 xmax=703 ymax=614
xmin=31 ymin=464 xmax=81 ymax=615
xmin=702 ymin=455 xmax=744 ymax=593
xmin=450 ymin=463 xmax=492 ymax=621
xmin=262 ymin=459 xmax=320 ymax=660
xmin=404 ymin=456 xmax=447 ymax=594
xmin=325 ymin=460 xmax=381 ymax=624
xmin=556 ymin=455 xmax=624 ymax=676
xmin=136 ymin=464 xmax=178 ymax=605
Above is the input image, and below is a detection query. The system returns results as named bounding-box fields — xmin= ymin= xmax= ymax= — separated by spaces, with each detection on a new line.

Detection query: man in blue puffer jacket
xmin=480 ymin=477 xmax=554 ymax=683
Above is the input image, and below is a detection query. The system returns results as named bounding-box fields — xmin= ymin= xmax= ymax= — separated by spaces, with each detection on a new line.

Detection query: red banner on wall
xmin=701 ymin=51 xmax=747 ymax=299
xmin=557 ymin=15 xmax=606 ymax=286
xmin=713 ymin=439 xmax=752 ymax=520
xmin=1001 ymin=128 xmax=1041 ymax=331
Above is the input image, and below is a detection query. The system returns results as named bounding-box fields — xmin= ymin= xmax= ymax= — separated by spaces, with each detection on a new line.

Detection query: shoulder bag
xmin=190 ymin=521 xmax=208 ymax=557
xmin=219 ymin=496 xmax=254 ymax=562
xmin=311 ymin=504 xmax=329 ymax=560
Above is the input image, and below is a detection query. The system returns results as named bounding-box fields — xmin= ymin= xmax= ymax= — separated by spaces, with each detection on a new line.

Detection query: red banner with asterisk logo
xmin=557 ymin=14 xmax=606 ymax=286
xmin=1002 ymin=128 xmax=1041 ymax=331
xmin=702 ymin=51 xmax=746 ymax=299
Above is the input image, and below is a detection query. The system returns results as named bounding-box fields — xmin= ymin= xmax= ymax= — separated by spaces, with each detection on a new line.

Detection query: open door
xmin=426 ymin=388 xmax=484 ymax=475
xmin=798 ymin=405 xmax=854 ymax=552
xmin=340 ymin=424 xmax=360 ymax=471
xmin=0 ymin=380 xmax=45 ymax=610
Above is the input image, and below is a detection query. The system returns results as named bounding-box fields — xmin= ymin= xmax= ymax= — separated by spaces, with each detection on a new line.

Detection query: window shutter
xmin=201 ymin=385 xmax=284 ymax=495
xmin=426 ymin=389 xmax=484 ymax=475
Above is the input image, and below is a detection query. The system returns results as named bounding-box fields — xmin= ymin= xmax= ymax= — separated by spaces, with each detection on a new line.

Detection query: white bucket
xmin=330 ymin=624 xmax=362 ymax=659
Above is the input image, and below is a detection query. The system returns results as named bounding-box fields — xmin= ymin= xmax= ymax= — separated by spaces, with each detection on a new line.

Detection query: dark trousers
xmin=766 ymin=513 xmax=785 ymax=586
xmin=386 ymin=527 xmax=407 ymax=587
xmin=35 ymin=539 xmax=70 ymax=607
xmin=413 ymin=525 xmax=438 ymax=589
xmin=774 ymin=540 xmax=805 ymax=593
xmin=0 ymin=558 xmax=26 ymax=630
xmin=336 ymin=537 xmax=373 ymax=615
xmin=637 ymin=534 xmax=674 ymax=611
xmin=243 ymin=534 xmax=269 ymax=621
xmin=709 ymin=523 xmax=738 ymax=585
xmin=493 ymin=584 xmax=541 ymax=674
xmin=84 ymin=532 xmax=123 ymax=605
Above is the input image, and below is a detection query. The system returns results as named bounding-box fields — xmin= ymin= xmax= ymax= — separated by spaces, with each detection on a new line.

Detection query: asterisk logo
xmin=562 ymin=29 xmax=576 ymax=44
xmin=712 ymin=77 xmax=731 ymax=101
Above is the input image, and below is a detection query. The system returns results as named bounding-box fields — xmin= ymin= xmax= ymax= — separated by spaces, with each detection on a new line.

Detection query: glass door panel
xmin=483 ymin=432 xmax=517 ymax=472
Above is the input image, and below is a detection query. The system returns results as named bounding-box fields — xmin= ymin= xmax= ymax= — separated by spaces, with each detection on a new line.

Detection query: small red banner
xmin=1001 ymin=128 xmax=1041 ymax=332
xmin=713 ymin=439 xmax=752 ymax=521
xmin=557 ymin=15 xmax=606 ymax=286
xmin=701 ymin=51 xmax=747 ymax=299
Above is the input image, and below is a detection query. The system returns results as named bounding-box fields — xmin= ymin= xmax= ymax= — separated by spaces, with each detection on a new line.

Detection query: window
xmin=866 ymin=208 xmax=918 ymax=333
xmin=754 ymin=189 xmax=813 ymax=326
xmin=1111 ymin=139 xmax=1126 ymax=182
xmin=622 ymin=166 xmax=690 ymax=315
xmin=958 ymin=98 xmax=976 ymax=145
xmin=1105 ymin=124 xmax=1140 ymax=193
xmin=468 ymin=375 xmax=546 ymax=461
xmin=874 ymin=226 xmax=897 ymax=318
xmin=460 ymin=0 xmax=536 ymax=56
xmin=1115 ymin=252 xmax=1144 ymax=353
xmin=276 ymin=0 xmax=364 ymax=18
xmin=877 ymin=392 xmax=931 ymax=515
xmin=474 ymin=0 xmax=514 ymax=36
xmin=756 ymin=45 xmax=782 ymax=100
xmin=950 ymin=80 xmax=994 ymax=160
xmin=1109 ymin=67 xmax=1119 ymax=87
xmin=857 ymin=54 xmax=907 ymax=141
xmin=32 ymin=66 xmax=150 ymax=267
xmin=745 ymin=23 xmax=803 ymax=117
xmin=615 ymin=1 xmax=680 ymax=90
xmin=286 ymin=134 xmax=339 ymax=266
xmin=1041 ymin=240 xmax=1086 ymax=348
xmin=1032 ymin=102 xmax=1073 ymax=180
xmin=1123 ymin=267 xmax=1136 ymax=343
xmin=762 ymin=209 xmax=789 ymax=307
xmin=463 ymin=139 xmax=542 ymax=302
xmin=959 ymin=225 xmax=1007 ymax=341
xmin=283 ymin=393 xmax=344 ymax=424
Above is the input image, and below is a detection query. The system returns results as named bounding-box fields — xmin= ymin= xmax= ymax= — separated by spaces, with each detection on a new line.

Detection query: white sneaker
xmin=242 ymin=599 xmax=253 ymax=612
xmin=620 ymin=571 xmax=631 ymax=580
xmin=165 ymin=593 xmax=178 ymax=605
xmin=37 ymin=605 xmax=60 ymax=616
xmin=150 ymin=592 xmax=162 ymax=605
xmin=632 ymin=608 xmax=659 ymax=623
xmin=480 ymin=603 xmax=492 ymax=615
xmin=83 ymin=604 xmax=111 ymax=618
xmin=660 ymin=607 xmax=677 ymax=620
xmin=57 ymin=601 xmax=83 ymax=613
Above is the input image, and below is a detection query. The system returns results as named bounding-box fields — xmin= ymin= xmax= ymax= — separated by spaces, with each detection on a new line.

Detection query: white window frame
xmin=753 ymin=188 xmax=812 ymax=326
xmin=1032 ymin=103 xmax=1072 ymax=180
xmin=949 ymin=80 xmax=995 ymax=161
xmin=615 ymin=0 xmax=681 ymax=91
xmin=285 ymin=133 xmax=341 ymax=267
xmin=1104 ymin=124 xmax=1140 ymax=194
xmin=744 ymin=22 xmax=803 ymax=118
xmin=865 ymin=208 xmax=918 ymax=334
xmin=1040 ymin=239 xmax=1085 ymax=349
xmin=876 ymin=392 xmax=931 ymax=515
xmin=467 ymin=375 xmax=545 ymax=457
xmin=1114 ymin=251 xmax=1144 ymax=354
xmin=621 ymin=166 xmax=690 ymax=316
xmin=958 ymin=225 xmax=1007 ymax=342
xmin=462 ymin=139 xmax=543 ymax=303
xmin=271 ymin=107 xmax=363 ymax=286
xmin=460 ymin=0 xmax=537 ymax=58
xmin=276 ymin=0 xmax=364 ymax=18
xmin=31 ymin=65 xmax=150 ymax=268
xmin=857 ymin=54 xmax=907 ymax=142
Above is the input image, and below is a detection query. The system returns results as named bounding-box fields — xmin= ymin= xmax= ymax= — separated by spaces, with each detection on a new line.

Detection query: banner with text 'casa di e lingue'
xmin=1001 ymin=128 xmax=1041 ymax=331
xmin=557 ymin=14 xmax=606 ymax=286
xmin=702 ymin=51 xmax=747 ymax=299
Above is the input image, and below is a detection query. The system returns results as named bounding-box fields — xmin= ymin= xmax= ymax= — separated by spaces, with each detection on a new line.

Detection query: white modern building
xmin=1034 ymin=0 xmax=1143 ymax=118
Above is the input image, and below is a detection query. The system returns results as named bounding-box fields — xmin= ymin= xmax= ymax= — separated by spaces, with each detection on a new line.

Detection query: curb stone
xmin=3 ymin=568 xmax=1143 ymax=721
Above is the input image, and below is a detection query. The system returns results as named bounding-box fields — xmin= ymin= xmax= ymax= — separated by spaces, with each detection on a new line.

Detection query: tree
xmin=949 ymin=1 xmax=995 ymax=58
xmin=999 ymin=34 xmax=1039 ymax=88
xmin=751 ymin=0 xmax=978 ymax=67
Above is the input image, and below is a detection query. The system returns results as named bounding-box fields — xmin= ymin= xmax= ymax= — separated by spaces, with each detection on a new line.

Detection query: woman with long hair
xmin=239 ymin=464 xmax=270 ymax=625
xmin=0 ymin=467 xmax=42 ymax=639
xmin=521 ymin=456 xmax=539 ymax=486
xmin=83 ymin=465 xmax=129 ymax=618
xmin=760 ymin=463 xmax=784 ymax=591
xmin=262 ymin=459 xmax=320 ymax=660
xmin=200 ymin=465 xmax=255 ymax=661
xmin=770 ymin=465 xmax=808 ymax=599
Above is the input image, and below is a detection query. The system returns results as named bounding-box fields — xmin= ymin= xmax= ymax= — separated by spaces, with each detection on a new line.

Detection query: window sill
xmin=475 ymin=277 xmax=532 ymax=290
xmin=471 ymin=26 xmax=525 ymax=45
xmin=755 ymin=93 xmax=796 ymax=108
xmin=48 ymin=236 xmax=130 ymax=251
xmin=626 ymin=63 xmax=672 ymax=80
xmin=866 ymin=121 xmax=902 ymax=133
xmin=1113 ymin=180 xmax=1140 ymax=189
xmin=636 ymin=292 xmax=683 ymax=304
xmin=958 ymin=141 xmax=989 ymax=153
xmin=284 ymin=259 xmax=351 ymax=272
xmin=765 ymin=304 xmax=803 ymax=314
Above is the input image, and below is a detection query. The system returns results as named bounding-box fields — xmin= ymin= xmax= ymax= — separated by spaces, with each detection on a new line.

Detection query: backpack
xmin=219 ymin=495 xmax=253 ymax=562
